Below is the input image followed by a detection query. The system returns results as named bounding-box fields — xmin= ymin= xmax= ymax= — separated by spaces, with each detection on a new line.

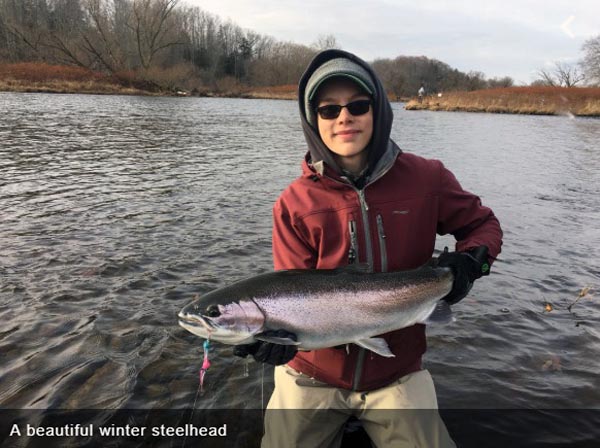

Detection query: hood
xmin=298 ymin=49 xmax=401 ymax=180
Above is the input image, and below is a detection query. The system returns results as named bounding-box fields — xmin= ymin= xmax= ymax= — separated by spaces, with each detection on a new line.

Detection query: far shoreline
xmin=0 ymin=62 xmax=301 ymax=100
xmin=405 ymin=87 xmax=600 ymax=117
xmin=0 ymin=79 xmax=298 ymax=100
xmin=2 ymin=67 xmax=599 ymax=117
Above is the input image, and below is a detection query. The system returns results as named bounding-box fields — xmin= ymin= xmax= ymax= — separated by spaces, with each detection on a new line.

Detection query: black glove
xmin=437 ymin=245 xmax=490 ymax=305
xmin=233 ymin=330 xmax=298 ymax=366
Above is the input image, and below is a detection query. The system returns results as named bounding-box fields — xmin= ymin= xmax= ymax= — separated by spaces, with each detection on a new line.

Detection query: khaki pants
xmin=262 ymin=366 xmax=456 ymax=448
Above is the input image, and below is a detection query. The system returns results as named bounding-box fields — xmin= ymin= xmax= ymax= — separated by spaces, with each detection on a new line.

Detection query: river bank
xmin=405 ymin=86 xmax=600 ymax=117
xmin=0 ymin=78 xmax=298 ymax=99
xmin=0 ymin=63 xmax=154 ymax=96
xmin=0 ymin=62 xmax=299 ymax=99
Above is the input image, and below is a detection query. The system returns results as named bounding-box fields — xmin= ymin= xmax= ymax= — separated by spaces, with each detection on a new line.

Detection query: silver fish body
xmin=178 ymin=263 xmax=454 ymax=358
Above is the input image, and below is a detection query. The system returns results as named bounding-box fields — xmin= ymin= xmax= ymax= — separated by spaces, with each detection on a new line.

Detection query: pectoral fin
xmin=255 ymin=334 xmax=301 ymax=345
xmin=354 ymin=337 xmax=395 ymax=358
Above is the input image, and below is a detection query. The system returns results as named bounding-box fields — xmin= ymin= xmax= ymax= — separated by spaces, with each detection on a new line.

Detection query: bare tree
xmin=247 ymin=40 xmax=315 ymax=86
xmin=555 ymin=61 xmax=585 ymax=87
xmin=536 ymin=68 xmax=557 ymax=86
xmin=78 ymin=0 xmax=131 ymax=73
xmin=129 ymin=0 xmax=182 ymax=69
xmin=372 ymin=58 xmax=406 ymax=99
xmin=0 ymin=0 xmax=50 ymax=60
xmin=536 ymin=62 xmax=584 ymax=87
xmin=312 ymin=34 xmax=339 ymax=51
xmin=41 ymin=0 xmax=114 ymax=70
xmin=581 ymin=34 xmax=600 ymax=86
xmin=465 ymin=71 xmax=487 ymax=90
xmin=487 ymin=76 xmax=514 ymax=88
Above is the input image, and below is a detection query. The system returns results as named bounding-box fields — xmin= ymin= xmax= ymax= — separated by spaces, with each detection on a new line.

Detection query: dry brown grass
xmin=0 ymin=78 xmax=148 ymax=95
xmin=0 ymin=63 xmax=314 ymax=100
xmin=405 ymin=86 xmax=600 ymax=116
xmin=0 ymin=62 xmax=107 ymax=83
xmin=243 ymin=84 xmax=297 ymax=100
xmin=206 ymin=84 xmax=297 ymax=100
xmin=0 ymin=62 xmax=165 ymax=95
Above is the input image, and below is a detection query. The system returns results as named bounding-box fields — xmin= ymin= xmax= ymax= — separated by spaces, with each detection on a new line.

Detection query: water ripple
xmin=1 ymin=94 xmax=599 ymax=432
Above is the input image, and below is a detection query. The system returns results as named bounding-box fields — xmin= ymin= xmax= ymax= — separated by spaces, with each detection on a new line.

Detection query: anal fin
xmin=354 ymin=337 xmax=395 ymax=358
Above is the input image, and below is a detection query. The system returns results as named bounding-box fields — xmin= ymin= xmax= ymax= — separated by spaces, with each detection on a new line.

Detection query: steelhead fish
xmin=178 ymin=262 xmax=454 ymax=358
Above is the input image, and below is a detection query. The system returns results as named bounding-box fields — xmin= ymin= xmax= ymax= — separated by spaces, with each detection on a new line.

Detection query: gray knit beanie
xmin=304 ymin=57 xmax=377 ymax=127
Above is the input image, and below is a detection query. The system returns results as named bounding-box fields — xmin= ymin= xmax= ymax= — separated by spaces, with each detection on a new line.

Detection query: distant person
xmin=418 ymin=84 xmax=425 ymax=102
xmin=234 ymin=49 xmax=503 ymax=447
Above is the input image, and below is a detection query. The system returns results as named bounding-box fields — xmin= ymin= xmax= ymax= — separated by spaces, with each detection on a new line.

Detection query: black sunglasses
xmin=315 ymin=99 xmax=372 ymax=120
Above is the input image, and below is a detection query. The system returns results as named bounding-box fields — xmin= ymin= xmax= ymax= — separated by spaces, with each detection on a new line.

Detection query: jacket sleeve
xmin=272 ymin=196 xmax=318 ymax=270
xmin=436 ymin=162 xmax=503 ymax=263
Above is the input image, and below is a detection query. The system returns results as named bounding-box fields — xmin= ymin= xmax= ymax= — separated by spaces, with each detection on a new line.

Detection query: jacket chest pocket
xmin=374 ymin=196 xmax=439 ymax=270
xmin=302 ymin=208 xmax=363 ymax=269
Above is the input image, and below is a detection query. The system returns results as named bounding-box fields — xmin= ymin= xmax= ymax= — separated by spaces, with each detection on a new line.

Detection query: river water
xmin=1 ymin=92 xmax=599 ymax=447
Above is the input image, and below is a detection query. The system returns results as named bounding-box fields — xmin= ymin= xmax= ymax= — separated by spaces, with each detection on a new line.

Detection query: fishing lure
xmin=199 ymin=339 xmax=211 ymax=392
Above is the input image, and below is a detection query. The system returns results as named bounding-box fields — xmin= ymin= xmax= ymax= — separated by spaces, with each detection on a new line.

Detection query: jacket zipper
xmin=348 ymin=220 xmax=358 ymax=265
xmin=376 ymin=214 xmax=388 ymax=273
xmin=354 ymin=189 xmax=373 ymax=269
xmin=351 ymin=188 xmax=372 ymax=391
xmin=318 ymin=153 xmax=399 ymax=391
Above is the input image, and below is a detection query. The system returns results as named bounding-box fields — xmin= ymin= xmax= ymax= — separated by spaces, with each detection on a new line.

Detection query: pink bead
xmin=202 ymin=358 xmax=211 ymax=370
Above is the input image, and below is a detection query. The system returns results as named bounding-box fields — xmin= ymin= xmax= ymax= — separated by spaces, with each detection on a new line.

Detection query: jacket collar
xmin=303 ymin=141 xmax=402 ymax=188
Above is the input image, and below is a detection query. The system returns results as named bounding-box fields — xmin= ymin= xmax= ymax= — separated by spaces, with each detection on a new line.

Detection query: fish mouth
xmin=178 ymin=311 xmax=215 ymax=332
xmin=178 ymin=311 xmax=255 ymax=345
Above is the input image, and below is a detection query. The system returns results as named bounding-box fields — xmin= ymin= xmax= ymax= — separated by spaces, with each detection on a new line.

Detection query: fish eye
xmin=206 ymin=304 xmax=221 ymax=317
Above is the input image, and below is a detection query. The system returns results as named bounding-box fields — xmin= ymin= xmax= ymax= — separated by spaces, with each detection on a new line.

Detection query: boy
xmin=236 ymin=49 xmax=503 ymax=448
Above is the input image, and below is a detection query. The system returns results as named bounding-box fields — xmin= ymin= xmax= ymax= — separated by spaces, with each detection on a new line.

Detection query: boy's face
xmin=315 ymin=78 xmax=373 ymax=173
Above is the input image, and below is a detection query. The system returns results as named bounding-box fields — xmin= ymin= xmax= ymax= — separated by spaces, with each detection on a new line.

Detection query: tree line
xmin=1 ymin=0 xmax=598 ymax=94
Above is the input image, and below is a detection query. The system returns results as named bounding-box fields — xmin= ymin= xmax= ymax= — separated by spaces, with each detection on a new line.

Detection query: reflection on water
xmin=1 ymin=93 xmax=599 ymax=443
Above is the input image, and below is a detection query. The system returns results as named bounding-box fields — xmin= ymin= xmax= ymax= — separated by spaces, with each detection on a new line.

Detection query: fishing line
xmin=182 ymin=339 xmax=210 ymax=448
xmin=261 ymin=362 xmax=266 ymax=428
xmin=261 ymin=362 xmax=265 ymax=411
xmin=243 ymin=357 xmax=250 ymax=378
xmin=182 ymin=382 xmax=201 ymax=448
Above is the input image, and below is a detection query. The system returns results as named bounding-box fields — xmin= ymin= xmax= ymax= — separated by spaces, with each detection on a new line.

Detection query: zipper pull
xmin=376 ymin=214 xmax=386 ymax=239
xmin=348 ymin=248 xmax=356 ymax=265
xmin=348 ymin=220 xmax=358 ymax=264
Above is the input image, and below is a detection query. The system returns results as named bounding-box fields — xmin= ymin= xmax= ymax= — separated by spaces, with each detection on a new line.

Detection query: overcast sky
xmin=186 ymin=0 xmax=599 ymax=85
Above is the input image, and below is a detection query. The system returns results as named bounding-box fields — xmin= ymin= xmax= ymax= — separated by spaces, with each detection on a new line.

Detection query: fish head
xmin=178 ymin=299 xmax=265 ymax=345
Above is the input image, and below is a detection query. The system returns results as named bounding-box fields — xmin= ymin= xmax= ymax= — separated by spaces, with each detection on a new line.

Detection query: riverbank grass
xmin=0 ymin=62 xmax=300 ymax=98
xmin=0 ymin=78 xmax=149 ymax=95
xmin=0 ymin=63 xmax=155 ymax=95
xmin=405 ymin=87 xmax=600 ymax=117
xmin=241 ymin=84 xmax=297 ymax=100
